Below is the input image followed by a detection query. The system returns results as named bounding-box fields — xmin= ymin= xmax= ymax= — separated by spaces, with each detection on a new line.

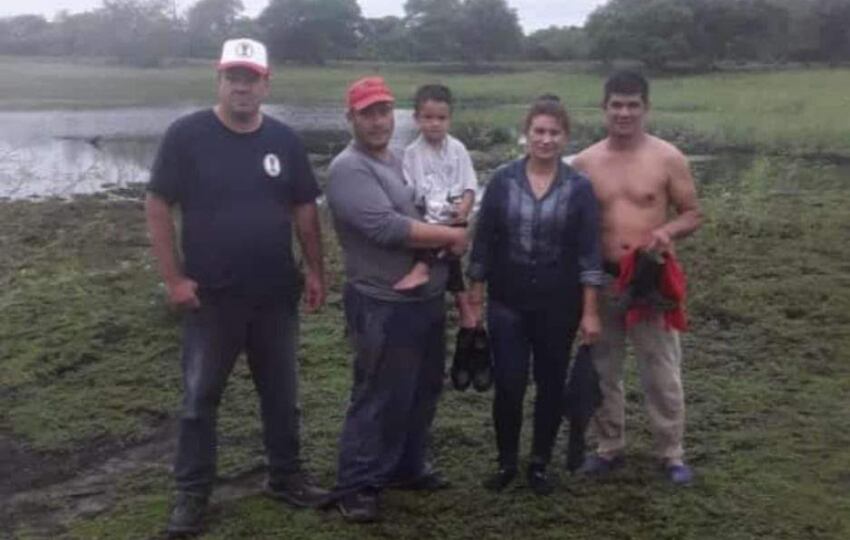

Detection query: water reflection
xmin=0 ymin=106 xmax=416 ymax=199
xmin=0 ymin=138 xmax=153 ymax=199
xmin=4 ymin=107 xmax=846 ymax=201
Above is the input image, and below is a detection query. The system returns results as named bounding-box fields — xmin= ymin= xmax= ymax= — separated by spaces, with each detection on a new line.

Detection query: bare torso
xmin=574 ymin=134 xmax=697 ymax=262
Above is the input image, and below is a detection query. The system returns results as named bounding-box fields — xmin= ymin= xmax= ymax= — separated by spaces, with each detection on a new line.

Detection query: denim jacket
xmin=467 ymin=157 xmax=602 ymax=310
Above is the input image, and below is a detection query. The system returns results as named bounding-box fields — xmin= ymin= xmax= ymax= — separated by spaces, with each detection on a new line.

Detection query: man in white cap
xmin=145 ymin=38 xmax=328 ymax=537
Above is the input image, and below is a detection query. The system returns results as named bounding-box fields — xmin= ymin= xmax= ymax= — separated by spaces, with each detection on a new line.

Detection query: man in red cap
xmin=326 ymin=76 xmax=468 ymax=522
xmin=146 ymin=38 xmax=328 ymax=536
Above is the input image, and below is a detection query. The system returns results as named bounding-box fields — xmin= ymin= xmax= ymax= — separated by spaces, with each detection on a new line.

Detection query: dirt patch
xmin=1 ymin=424 xmax=174 ymax=535
xmin=0 ymin=432 xmax=135 ymax=501
xmin=2 ymin=424 xmax=278 ymax=537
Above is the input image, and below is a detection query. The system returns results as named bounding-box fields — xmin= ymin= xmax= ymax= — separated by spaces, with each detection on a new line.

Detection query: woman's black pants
xmin=487 ymin=299 xmax=578 ymax=469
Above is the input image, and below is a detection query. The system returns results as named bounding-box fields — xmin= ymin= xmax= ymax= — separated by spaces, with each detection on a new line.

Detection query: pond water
xmin=0 ymin=106 xmax=417 ymax=199
xmin=1 ymin=105 xmax=847 ymax=201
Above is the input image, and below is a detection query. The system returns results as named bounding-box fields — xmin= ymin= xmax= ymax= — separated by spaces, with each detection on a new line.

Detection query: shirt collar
xmin=515 ymin=156 xmax=573 ymax=197
xmin=414 ymin=133 xmax=449 ymax=154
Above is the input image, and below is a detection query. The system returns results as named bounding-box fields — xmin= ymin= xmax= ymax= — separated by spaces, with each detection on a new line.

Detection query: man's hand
xmin=646 ymin=227 xmax=673 ymax=253
xmin=579 ymin=311 xmax=601 ymax=345
xmin=447 ymin=227 xmax=468 ymax=257
xmin=452 ymin=198 xmax=473 ymax=224
xmin=166 ymin=277 xmax=200 ymax=310
xmin=302 ymin=270 xmax=326 ymax=313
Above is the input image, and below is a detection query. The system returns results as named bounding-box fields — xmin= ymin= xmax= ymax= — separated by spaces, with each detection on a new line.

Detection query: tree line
xmin=0 ymin=0 xmax=848 ymax=68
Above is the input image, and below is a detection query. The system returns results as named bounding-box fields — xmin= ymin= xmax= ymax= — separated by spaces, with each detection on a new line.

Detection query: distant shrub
xmin=453 ymin=121 xmax=513 ymax=150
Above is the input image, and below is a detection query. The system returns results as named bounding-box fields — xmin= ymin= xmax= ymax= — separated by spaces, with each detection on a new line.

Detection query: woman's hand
xmin=166 ymin=276 xmax=200 ymax=310
xmin=579 ymin=311 xmax=601 ymax=345
xmin=579 ymin=285 xmax=601 ymax=345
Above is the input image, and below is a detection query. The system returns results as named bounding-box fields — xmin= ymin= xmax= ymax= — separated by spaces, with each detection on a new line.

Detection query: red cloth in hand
xmin=615 ymin=250 xmax=688 ymax=332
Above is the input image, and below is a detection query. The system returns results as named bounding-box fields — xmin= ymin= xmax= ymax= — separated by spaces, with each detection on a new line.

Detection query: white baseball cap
xmin=218 ymin=38 xmax=269 ymax=75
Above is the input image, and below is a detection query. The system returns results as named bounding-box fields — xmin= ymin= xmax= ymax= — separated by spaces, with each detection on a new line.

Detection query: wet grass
xmin=2 ymin=57 xmax=850 ymax=158
xmin=2 ymin=153 xmax=849 ymax=538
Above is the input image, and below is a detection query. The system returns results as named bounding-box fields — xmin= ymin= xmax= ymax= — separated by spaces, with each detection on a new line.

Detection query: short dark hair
xmin=413 ymin=84 xmax=453 ymax=113
xmin=523 ymin=94 xmax=570 ymax=134
xmin=603 ymin=71 xmax=649 ymax=103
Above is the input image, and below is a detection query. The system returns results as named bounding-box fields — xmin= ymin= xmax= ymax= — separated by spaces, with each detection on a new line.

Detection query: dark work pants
xmin=174 ymin=293 xmax=301 ymax=496
xmin=336 ymin=285 xmax=446 ymax=493
xmin=487 ymin=299 xmax=578 ymax=469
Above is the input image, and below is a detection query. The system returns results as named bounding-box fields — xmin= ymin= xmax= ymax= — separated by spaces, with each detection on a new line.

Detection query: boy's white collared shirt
xmin=403 ymin=133 xmax=477 ymax=224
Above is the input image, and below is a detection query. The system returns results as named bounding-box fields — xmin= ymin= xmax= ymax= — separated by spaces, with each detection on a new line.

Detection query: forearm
xmin=407 ymin=220 xmax=464 ymax=249
xmin=577 ymin=184 xmax=603 ymax=286
xmin=582 ymin=286 xmax=599 ymax=318
xmin=658 ymin=207 xmax=703 ymax=241
xmin=293 ymin=203 xmax=325 ymax=277
xmin=144 ymin=193 xmax=183 ymax=285
xmin=467 ymin=174 xmax=500 ymax=281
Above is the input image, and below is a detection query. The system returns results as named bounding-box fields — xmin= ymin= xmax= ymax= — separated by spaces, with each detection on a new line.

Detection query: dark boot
xmin=337 ymin=488 xmax=380 ymax=523
xmin=450 ymin=327 xmax=475 ymax=391
xmin=166 ymin=492 xmax=208 ymax=538
xmin=387 ymin=470 xmax=451 ymax=491
xmin=471 ymin=327 xmax=493 ymax=392
xmin=619 ymin=248 xmax=670 ymax=310
xmin=527 ymin=463 xmax=554 ymax=496
xmin=265 ymin=470 xmax=331 ymax=508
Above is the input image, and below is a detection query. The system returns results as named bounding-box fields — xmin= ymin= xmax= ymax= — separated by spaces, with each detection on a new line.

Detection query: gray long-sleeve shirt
xmin=326 ymin=142 xmax=448 ymax=302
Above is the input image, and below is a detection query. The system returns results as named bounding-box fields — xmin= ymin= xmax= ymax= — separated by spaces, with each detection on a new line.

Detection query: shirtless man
xmin=572 ymin=71 xmax=702 ymax=485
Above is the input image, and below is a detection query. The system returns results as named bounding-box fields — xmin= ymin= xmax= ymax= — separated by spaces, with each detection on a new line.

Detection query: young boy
xmin=395 ymin=84 xmax=477 ymax=329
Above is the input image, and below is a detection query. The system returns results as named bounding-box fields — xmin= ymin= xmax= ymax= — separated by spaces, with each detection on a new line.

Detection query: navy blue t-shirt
xmin=147 ymin=109 xmax=320 ymax=302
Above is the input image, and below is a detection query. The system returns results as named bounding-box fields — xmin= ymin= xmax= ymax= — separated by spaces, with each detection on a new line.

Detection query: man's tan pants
xmin=591 ymin=282 xmax=686 ymax=463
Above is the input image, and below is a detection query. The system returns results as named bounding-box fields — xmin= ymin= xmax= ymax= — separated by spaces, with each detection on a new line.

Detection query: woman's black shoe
xmin=450 ymin=328 xmax=475 ymax=390
xmin=471 ymin=327 xmax=493 ymax=392
xmin=527 ymin=464 xmax=554 ymax=496
xmin=482 ymin=466 xmax=517 ymax=492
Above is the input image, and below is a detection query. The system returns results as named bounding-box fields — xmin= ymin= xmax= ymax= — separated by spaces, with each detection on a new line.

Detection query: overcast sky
xmin=0 ymin=0 xmax=607 ymax=32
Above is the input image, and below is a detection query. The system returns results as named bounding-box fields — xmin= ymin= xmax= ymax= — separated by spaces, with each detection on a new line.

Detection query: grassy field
xmin=2 ymin=56 xmax=850 ymax=158
xmin=2 ymin=160 xmax=849 ymax=539
xmin=1 ymin=58 xmax=850 ymax=538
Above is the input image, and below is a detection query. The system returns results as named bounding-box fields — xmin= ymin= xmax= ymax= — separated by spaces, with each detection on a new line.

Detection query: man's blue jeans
xmin=174 ymin=293 xmax=301 ymax=496
xmin=336 ymin=285 xmax=446 ymax=493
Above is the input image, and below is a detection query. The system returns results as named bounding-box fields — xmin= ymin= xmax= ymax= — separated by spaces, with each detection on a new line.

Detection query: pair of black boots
xmin=450 ymin=326 xmax=493 ymax=392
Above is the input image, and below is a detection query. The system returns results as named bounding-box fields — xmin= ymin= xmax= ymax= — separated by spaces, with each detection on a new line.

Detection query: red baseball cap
xmin=347 ymin=77 xmax=395 ymax=112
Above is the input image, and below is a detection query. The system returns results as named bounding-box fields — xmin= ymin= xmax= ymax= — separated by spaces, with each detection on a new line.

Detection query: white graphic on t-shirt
xmin=263 ymin=153 xmax=282 ymax=178
xmin=418 ymin=156 xmax=463 ymax=223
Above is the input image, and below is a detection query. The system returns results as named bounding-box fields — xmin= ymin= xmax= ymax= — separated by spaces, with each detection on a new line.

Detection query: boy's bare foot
xmin=394 ymin=262 xmax=430 ymax=291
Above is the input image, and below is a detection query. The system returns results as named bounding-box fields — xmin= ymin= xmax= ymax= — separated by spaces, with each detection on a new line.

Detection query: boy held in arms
xmin=395 ymin=84 xmax=477 ymax=329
